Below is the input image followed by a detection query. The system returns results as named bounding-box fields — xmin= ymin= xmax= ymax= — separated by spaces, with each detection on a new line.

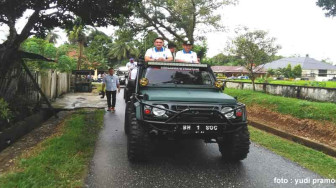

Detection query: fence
xmin=0 ymin=68 xmax=71 ymax=106
xmin=39 ymin=70 xmax=71 ymax=101
xmin=225 ymin=81 xmax=336 ymax=103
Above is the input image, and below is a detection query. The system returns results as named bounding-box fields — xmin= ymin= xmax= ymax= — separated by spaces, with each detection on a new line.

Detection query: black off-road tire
xmin=123 ymin=87 xmax=127 ymax=100
xmin=218 ymin=126 xmax=250 ymax=161
xmin=127 ymin=113 xmax=150 ymax=162
xmin=124 ymin=101 xmax=132 ymax=135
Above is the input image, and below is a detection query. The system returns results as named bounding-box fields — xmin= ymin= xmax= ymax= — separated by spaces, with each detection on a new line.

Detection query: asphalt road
xmin=86 ymin=88 xmax=334 ymax=188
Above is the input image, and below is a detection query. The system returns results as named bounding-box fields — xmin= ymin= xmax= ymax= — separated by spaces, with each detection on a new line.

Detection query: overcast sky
xmin=1 ymin=0 xmax=336 ymax=64
xmin=207 ymin=0 xmax=336 ymax=64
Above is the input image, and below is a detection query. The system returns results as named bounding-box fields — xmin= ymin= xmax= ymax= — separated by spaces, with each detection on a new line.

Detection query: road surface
xmin=86 ymin=89 xmax=334 ymax=188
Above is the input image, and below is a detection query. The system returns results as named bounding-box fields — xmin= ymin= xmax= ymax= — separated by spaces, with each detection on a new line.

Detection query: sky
xmin=1 ymin=0 xmax=336 ymax=65
xmin=206 ymin=0 xmax=336 ymax=64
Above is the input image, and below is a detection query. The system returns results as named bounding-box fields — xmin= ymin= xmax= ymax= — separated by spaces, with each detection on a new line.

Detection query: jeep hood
xmin=141 ymin=88 xmax=236 ymax=104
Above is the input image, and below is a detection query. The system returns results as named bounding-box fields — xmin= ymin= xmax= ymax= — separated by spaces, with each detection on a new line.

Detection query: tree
xmin=284 ymin=64 xmax=293 ymax=78
xmin=20 ymin=37 xmax=58 ymax=70
xmin=0 ymin=0 xmax=138 ymax=101
xmin=86 ymin=30 xmax=113 ymax=69
xmin=108 ymin=29 xmax=139 ymax=62
xmin=125 ymin=0 xmax=236 ymax=43
xmin=193 ymin=42 xmax=208 ymax=61
xmin=136 ymin=31 xmax=159 ymax=57
xmin=20 ymin=37 xmax=77 ymax=72
xmin=316 ymin=0 xmax=336 ymax=17
xmin=292 ymin=64 xmax=302 ymax=78
xmin=267 ymin=69 xmax=276 ymax=77
xmin=228 ymin=30 xmax=281 ymax=91
xmin=67 ymin=18 xmax=87 ymax=70
xmin=0 ymin=0 xmax=138 ymax=75
xmin=44 ymin=30 xmax=60 ymax=44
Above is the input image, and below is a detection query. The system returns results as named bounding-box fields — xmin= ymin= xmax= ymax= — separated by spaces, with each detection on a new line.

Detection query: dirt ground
xmin=0 ymin=111 xmax=73 ymax=174
xmin=247 ymin=105 xmax=336 ymax=148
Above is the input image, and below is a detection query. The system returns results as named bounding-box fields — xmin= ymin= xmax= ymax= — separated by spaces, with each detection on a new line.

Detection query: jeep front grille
xmin=172 ymin=105 xmax=219 ymax=111
xmin=171 ymin=105 xmax=223 ymax=123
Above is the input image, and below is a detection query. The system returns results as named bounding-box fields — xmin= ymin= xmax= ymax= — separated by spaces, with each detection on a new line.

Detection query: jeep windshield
xmin=143 ymin=66 xmax=215 ymax=86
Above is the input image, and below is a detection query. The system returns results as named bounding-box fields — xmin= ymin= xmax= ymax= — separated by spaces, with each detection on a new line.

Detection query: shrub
xmin=0 ymin=98 xmax=12 ymax=122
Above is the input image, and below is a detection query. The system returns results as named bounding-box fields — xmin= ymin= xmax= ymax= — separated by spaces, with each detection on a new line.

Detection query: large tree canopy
xmin=0 ymin=0 xmax=138 ymax=73
xmin=124 ymin=0 xmax=236 ymax=44
xmin=316 ymin=0 xmax=336 ymax=17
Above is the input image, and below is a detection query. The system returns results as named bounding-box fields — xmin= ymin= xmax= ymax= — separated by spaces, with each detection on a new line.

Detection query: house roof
xmin=263 ymin=57 xmax=336 ymax=70
xmin=211 ymin=66 xmax=246 ymax=73
xmin=211 ymin=66 xmax=266 ymax=73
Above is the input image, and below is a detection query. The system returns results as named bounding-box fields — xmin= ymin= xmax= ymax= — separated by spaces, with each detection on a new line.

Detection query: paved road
xmin=86 ymin=89 xmax=334 ymax=188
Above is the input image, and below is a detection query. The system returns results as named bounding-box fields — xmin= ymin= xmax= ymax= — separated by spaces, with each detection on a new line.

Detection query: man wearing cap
xmin=175 ymin=41 xmax=199 ymax=63
xmin=126 ymin=58 xmax=137 ymax=71
xmin=145 ymin=37 xmax=173 ymax=62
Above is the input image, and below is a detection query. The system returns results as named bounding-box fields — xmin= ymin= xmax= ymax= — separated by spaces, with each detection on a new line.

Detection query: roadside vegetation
xmin=0 ymin=109 xmax=104 ymax=187
xmin=249 ymin=126 xmax=336 ymax=179
xmin=226 ymin=79 xmax=336 ymax=88
xmin=92 ymin=82 xmax=103 ymax=94
xmin=225 ymin=88 xmax=336 ymax=124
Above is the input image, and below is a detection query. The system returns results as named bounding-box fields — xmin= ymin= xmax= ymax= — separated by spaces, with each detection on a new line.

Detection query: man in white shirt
xmin=126 ymin=58 xmax=137 ymax=71
xmin=175 ymin=41 xmax=199 ymax=63
xmin=145 ymin=37 xmax=173 ymax=62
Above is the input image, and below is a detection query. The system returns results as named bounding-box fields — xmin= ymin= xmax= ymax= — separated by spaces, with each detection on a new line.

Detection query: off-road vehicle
xmin=124 ymin=61 xmax=250 ymax=162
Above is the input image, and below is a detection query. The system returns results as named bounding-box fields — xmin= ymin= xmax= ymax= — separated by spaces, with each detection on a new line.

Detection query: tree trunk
xmin=251 ymin=76 xmax=256 ymax=91
xmin=78 ymin=42 xmax=84 ymax=70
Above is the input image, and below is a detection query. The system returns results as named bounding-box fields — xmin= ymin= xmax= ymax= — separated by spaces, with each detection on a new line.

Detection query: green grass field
xmin=250 ymin=126 xmax=336 ymax=179
xmin=227 ymin=79 xmax=336 ymax=88
xmin=0 ymin=110 xmax=104 ymax=187
xmin=224 ymin=88 xmax=336 ymax=123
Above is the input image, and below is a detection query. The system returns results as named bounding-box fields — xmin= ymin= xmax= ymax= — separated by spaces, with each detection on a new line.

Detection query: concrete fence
xmin=225 ymin=81 xmax=336 ymax=103
xmin=39 ymin=70 xmax=71 ymax=101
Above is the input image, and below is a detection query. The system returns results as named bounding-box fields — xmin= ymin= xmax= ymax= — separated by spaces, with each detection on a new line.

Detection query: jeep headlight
xmin=221 ymin=107 xmax=235 ymax=119
xmin=152 ymin=105 xmax=166 ymax=116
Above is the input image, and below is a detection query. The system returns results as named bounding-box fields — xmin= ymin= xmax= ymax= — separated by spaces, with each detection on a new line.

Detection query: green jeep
xmin=124 ymin=62 xmax=250 ymax=162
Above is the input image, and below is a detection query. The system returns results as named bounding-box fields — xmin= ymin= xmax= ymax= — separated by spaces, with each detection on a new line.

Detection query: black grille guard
xmin=134 ymin=95 xmax=247 ymax=128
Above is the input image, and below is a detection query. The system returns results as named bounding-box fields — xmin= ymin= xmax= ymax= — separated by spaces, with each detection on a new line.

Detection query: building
xmin=263 ymin=57 xmax=336 ymax=81
xmin=211 ymin=66 xmax=266 ymax=78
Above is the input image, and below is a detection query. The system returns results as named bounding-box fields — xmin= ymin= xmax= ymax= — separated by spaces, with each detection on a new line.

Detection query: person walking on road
xmin=102 ymin=68 xmax=120 ymax=112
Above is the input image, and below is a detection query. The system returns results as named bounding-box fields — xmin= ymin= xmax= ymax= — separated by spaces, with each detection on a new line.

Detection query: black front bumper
xmin=140 ymin=120 xmax=247 ymax=136
xmin=138 ymin=104 xmax=247 ymax=137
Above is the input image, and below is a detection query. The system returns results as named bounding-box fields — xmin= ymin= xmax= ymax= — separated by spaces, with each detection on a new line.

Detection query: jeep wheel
xmin=124 ymin=101 xmax=132 ymax=135
xmin=127 ymin=113 xmax=150 ymax=162
xmin=123 ymin=87 xmax=127 ymax=100
xmin=217 ymin=126 xmax=250 ymax=161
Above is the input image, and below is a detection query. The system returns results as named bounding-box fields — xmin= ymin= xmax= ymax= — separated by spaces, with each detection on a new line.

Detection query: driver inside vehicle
xmin=145 ymin=37 xmax=173 ymax=62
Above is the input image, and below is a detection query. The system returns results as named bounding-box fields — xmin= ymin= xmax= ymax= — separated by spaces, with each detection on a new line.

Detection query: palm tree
xmin=44 ymin=30 xmax=60 ymax=44
xmin=67 ymin=18 xmax=87 ymax=70
xmin=108 ymin=41 xmax=139 ymax=60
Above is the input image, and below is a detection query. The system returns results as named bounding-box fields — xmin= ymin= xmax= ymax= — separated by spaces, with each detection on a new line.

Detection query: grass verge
xmin=250 ymin=126 xmax=336 ymax=179
xmin=225 ymin=88 xmax=336 ymax=123
xmin=0 ymin=109 xmax=104 ymax=188
xmin=226 ymin=80 xmax=336 ymax=88
xmin=92 ymin=83 xmax=103 ymax=94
